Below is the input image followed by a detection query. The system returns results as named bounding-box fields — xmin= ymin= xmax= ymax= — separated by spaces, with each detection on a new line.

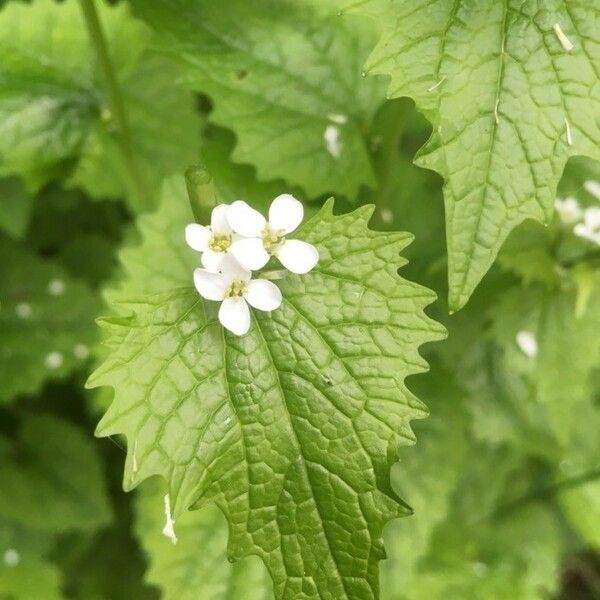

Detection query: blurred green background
xmin=1 ymin=0 xmax=599 ymax=599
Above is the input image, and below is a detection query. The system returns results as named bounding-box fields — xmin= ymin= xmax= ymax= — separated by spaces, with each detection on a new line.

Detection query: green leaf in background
xmin=90 ymin=195 xmax=445 ymax=599
xmin=498 ymin=221 xmax=560 ymax=289
xmin=380 ymin=364 xmax=469 ymax=599
xmin=0 ymin=563 xmax=64 ymax=600
xmin=136 ymin=479 xmax=272 ymax=600
xmin=489 ymin=283 xmax=600 ymax=445
xmin=0 ymin=177 xmax=34 ymax=239
xmin=0 ymin=236 xmax=102 ymax=403
xmin=0 ymin=518 xmax=60 ymax=600
xmin=360 ymin=99 xmax=445 ymax=273
xmin=0 ymin=0 xmax=201 ymax=210
xmin=129 ymin=0 xmax=385 ymax=199
xmin=499 ymin=156 xmax=600 ymax=288
xmin=351 ymin=0 xmax=600 ymax=310
xmin=104 ymin=178 xmax=193 ymax=306
xmin=0 ymin=414 xmax=111 ymax=532
xmin=555 ymin=402 xmax=600 ymax=549
xmin=395 ymin=445 xmax=562 ymax=600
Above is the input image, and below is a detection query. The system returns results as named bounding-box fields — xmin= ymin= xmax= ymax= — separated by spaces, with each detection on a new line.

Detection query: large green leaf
xmin=0 ymin=0 xmax=200 ymax=210
xmin=90 ymin=192 xmax=445 ymax=599
xmin=351 ymin=0 xmax=600 ymax=309
xmin=129 ymin=0 xmax=385 ymax=199
xmin=0 ymin=414 xmax=111 ymax=532
xmin=136 ymin=479 xmax=272 ymax=599
xmin=0 ymin=236 xmax=103 ymax=403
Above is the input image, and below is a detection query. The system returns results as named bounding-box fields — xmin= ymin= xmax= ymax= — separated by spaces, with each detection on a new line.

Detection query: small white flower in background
xmin=584 ymin=180 xmax=600 ymax=201
xmin=574 ymin=207 xmax=600 ymax=246
xmin=185 ymin=204 xmax=235 ymax=272
xmin=516 ymin=330 xmax=538 ymax=358
xmin=227 ymin=195 xmax=319 ymax=274
xmin=324 ymin=124 xmax=342 ymax=158
xmin=554 ymin=197 xmax=583 ymax=225
xmin=3 ymin=548 xmax=19 ymax=567
xmin=45 ymin=351 xmax=63 ymax=370
xmin=48 ymin=278 xmax=65 ymax=296
xmin=194 ymin=254 xmax=282 ymax=336
xmin=15 ymin=302 xmax=32 ymax=319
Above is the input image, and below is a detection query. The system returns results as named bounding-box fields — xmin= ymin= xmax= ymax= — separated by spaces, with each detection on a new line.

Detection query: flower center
xmin=262 ymin=226 xmax=285 ymax=254
xmin=224 ymin=279 xmax=248 ymax=298
xmin=208 ymin=233 xmax=232 ymax=252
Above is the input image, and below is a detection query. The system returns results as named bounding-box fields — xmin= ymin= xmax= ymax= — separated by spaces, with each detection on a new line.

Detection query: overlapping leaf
xmin=90 ymin=186 xmax=445 ymax=599
xmin=129 ymin=0 xmax=386 ymax=198
xmin=0 ymin=0 xmax=201 ymax=210
xmin=349 ymin=0 xmax=600 ymax=309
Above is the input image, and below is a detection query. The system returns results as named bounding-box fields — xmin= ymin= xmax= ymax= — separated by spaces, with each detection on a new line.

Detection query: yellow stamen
xmin=262 ymin=226 xmax=286 ymax=254
xmin=225 ymin=279 xmax=248 ymax=298
xmin=208 ymin=234 xmax=232 ymax=252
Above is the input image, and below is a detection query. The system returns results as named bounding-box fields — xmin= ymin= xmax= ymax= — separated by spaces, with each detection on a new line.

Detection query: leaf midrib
xmin=251 ymin=314 xmax=354 ymax=600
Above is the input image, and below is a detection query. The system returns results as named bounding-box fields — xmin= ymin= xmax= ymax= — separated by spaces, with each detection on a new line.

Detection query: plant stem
xmin=185 ymin=165 xmax=220 ymax=223
xmin=493 ymin=467 xmax=600 ymax=519
xmin=78 ymin=0 xmax=147 ymax=207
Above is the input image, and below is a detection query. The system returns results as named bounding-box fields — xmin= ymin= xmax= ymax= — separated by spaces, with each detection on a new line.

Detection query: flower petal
xmin=268 ymin=194 xmax=304 ymax=234
xmin=193 ymin=269 xmax=226 ymax=301
xmin=276 ymin=239 xmax=319 ymax=274
xmin=245 ymin=279 xmax=282 ymax=312
xmin=230 ymin=238 xmax=270 ymax=272
xmin=584 ymin=207 xmax=600 ymax=229
xmin=227 ymin=200 xmax=266 ymax=237
xmin=211 ymin=203 xmax=231 ymax=233
xmin=220 ymin=253 xmax=252 ymax=285
xmin=185 ymin=224 xmax=210 ymax=252
xmin=201 ymin=248 xmax=224 ymax=273
xmin=219 ymin=297 xmax=251 ymax=336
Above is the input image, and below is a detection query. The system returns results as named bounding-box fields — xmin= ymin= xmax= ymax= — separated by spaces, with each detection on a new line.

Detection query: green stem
xmin=185 ymin=165 xmax=220 ymax=223
xmin=493 ymin=467 xmax=600 ymax=519
xmin=78 ymin=0 xmax=147 ymax=207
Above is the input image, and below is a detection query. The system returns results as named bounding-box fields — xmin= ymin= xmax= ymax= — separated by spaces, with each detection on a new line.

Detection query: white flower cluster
xmin=185 ymin=194 xmax=319 ymax=336
xmin=555 ymin=180 xmax=600 ymax=246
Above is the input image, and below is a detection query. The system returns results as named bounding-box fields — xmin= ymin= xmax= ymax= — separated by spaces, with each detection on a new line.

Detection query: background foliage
xmin=1 ymin=0 xmax=599 ymax=599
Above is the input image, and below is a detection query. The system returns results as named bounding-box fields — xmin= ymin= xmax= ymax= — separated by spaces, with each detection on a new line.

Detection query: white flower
xmin=226 ymin=195 xmax=319 ymax=274
xmin=516 ymin=330 xmax=538 ymax=358
xmin=185 ymin=204 xmax=236 ymax=272
xmin=584 ymin=180 xmax=600 ymax=201
xmin=554 ymin=197 xmax=583 ymax=225
xmin=194 ymin=254 xmax=282 ymax=336
xmin=574 ymin=207 xmax=600 ymax=246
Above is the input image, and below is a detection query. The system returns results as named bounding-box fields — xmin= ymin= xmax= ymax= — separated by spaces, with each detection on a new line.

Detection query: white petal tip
xmin=277 ymin=240 xmax=319 ymax=274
